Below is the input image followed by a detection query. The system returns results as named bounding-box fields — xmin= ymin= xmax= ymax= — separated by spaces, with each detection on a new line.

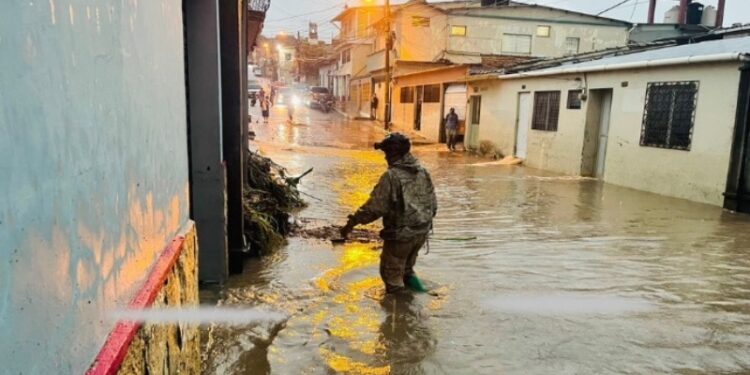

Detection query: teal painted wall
xmin=0 ymin=0 xmax=191 ymax=372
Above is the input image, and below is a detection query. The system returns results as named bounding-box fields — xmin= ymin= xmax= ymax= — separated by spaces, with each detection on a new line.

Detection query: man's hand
xmin=340 ymin=217 xmax=355 ymax=239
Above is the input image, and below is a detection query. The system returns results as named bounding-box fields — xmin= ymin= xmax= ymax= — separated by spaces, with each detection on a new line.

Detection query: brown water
xmin=201 ymin=105 xmax=750 ymax=374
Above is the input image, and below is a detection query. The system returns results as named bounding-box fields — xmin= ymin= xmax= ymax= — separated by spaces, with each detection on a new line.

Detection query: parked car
xmin=306 ymin=86 xmax=333 ymax=112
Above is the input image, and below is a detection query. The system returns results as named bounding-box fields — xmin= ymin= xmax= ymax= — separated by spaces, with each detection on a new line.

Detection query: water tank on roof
xmin=664 ymin=5 xmax=680 ymax=23
xmin=701 ymin=5 xmax=717 ymax=27
xmin=687 ymin=2 xmax=705 ymax=25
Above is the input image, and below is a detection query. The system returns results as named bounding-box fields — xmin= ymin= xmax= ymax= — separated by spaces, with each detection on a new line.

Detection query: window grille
xmin=641 ymin=81 xmax=698 ymax=150
xmin=470 ymin=96 xmax=482 ymax=125
xmin=567 ymin=90 xmax=582 ymax=109
xmin=423 ymin=85 xmax=441 ymax=103
xmin=502 ymin=34 xmax=532 ymax=55
xmin=400 ymin=87 xmax=414 ymax=103
xmin=564 ymin=37 xmax=580 ymax=56
xmin=532 ymin=91 xmax=561 ymax=131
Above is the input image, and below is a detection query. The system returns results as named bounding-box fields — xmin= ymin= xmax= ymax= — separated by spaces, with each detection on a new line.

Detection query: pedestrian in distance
xmin=340 ymin=133 xmax=438 ymax=294
xmin=371 ymin=93 xmax=379 ymax=120
xmin=261 ymin=97 xmax=270 ymax=124
xmin=444 ymin=107 xmax=459 ymax=152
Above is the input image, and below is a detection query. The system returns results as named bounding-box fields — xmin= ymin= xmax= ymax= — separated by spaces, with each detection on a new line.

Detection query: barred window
xmin=502 ymin=33 xmax=532 ymax=55
xmin=532 ymin=91 xmax=560 ymax=131
xmin=641 ymin=81 xmax=699 ymax=150
xmin=567 ymin=90 xmax=582 ymax=109
xmin=400 ymin=86 xmax=414 ymax=103
xmin=423 ymin=84 xmax=440 ymax=103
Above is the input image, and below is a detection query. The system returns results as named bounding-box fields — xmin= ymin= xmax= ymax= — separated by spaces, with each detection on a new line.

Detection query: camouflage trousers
xmin=380 ymin=234 xmax=428 ymax=293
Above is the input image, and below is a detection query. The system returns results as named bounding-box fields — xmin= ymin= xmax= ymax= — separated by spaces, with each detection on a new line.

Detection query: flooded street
xmin=202 ymin=104 xmax=750 ymax=374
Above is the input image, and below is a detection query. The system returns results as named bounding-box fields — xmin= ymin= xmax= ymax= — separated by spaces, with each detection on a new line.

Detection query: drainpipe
xmin=678 ymin=0 xmax=689 ymax=24
xmin=647 ymin=0 xmax=657 ymax=24
xmin=716 ymin=0 xmax=726 ymax=28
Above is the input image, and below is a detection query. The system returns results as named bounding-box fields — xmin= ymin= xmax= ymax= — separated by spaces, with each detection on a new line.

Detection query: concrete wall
xmin=394 ymin=3 xmax=447 ymax=62
xmin=0 ymin=0 xmax=192 ymax=373
xmin=474 ymin=62 xmax=742 ymax=206
xmin=447 ymin=9 xmax=629 ymax=59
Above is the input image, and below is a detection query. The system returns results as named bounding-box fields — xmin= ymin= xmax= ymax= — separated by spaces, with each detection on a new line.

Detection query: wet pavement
xmin=201 ymin=102 xmax=750 ymax=374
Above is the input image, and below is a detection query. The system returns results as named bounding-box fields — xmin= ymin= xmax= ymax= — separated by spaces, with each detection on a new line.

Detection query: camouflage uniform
xmin=347 ymin=153 xmax=437 ymax=293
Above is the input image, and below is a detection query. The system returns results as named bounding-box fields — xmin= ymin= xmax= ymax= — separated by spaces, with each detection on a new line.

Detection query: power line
xmin=265 ymin=2 xmax=345 ymax=23
xmin=597 ymin=0 xmax=635 ymax=16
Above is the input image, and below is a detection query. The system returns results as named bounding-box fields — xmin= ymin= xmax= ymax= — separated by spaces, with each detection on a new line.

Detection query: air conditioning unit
xmin=481 ymin=0 xmax=510 ymax=6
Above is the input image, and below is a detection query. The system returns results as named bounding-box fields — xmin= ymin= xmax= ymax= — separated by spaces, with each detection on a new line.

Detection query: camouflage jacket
xmin=349 ymin=153 xmax=438 ymax=240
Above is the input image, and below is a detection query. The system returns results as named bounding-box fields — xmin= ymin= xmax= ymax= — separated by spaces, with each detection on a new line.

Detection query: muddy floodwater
xmin=201 ymin=105 xmax=750 ymax=374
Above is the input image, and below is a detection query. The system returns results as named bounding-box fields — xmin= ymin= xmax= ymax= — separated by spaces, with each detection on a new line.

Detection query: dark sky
xmin=262 ymin=0 xmax=749 ymax=40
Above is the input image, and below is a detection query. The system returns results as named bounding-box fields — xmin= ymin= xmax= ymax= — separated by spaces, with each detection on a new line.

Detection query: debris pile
xmin=243 ymin=151 xmax=309 ymax=254
xmin=296 ymin=225 xmax=381 ymax=243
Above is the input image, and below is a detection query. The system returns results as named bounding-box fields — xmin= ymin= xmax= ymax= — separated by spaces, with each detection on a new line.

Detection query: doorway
xmin=467 ymin=95 xmax=482 ymax=149
xmin=581 ymin=89 xmax=613 ymax=178
xmin=515 ymin=92 xmax=531 ymax=159
xmin=724 ymin=67 xmax=750 ymax=213
xmin=414 ymin=85 xmax=424 ymax=131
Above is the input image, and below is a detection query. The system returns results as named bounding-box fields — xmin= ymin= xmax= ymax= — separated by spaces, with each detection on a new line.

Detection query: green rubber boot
xmin=405 ymin=275 xmax=428 ymax=293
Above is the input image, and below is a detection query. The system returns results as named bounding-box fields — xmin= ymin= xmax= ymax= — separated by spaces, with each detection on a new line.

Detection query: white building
xmin=467 ymin=36 xmax=750 ymax=210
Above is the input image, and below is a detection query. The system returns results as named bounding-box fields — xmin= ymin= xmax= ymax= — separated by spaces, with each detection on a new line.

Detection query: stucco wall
xmin=447 ymin=12 xmax=628 ymax=58
xmin=394 ymin=3 xmax=447 ymax=62
xmin=0 ymin=0 xmax=191 ymax=373
xmin=588 ymin=64 xmax=741 ymax=206
xmin=474 ymin=62 xmax=742 ymax=206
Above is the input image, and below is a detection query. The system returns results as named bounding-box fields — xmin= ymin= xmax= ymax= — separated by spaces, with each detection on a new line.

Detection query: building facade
xmin=467 ymin=37 xmax=750 ymax=208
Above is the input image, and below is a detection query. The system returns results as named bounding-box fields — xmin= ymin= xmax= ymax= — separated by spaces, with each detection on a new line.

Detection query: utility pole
xmin=384 ymin=0 xmax=391 ymax=130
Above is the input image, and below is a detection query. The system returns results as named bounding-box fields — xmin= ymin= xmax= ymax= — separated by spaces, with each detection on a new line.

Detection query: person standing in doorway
xmin=444 ymin=107 xmax=459 ymax=151
xmin=371 ymin=93 xmax=379 ymax=120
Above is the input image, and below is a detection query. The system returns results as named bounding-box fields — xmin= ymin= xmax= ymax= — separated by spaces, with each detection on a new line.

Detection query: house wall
xmin=394 ymin=3 xmax=448 ymax=62
xmin=0 ymin=0 xmax=193 ymax=373
xmin=392 ymin=66 xmax=468 ymax=142
xmin=474 ymin=62 xmax=742 ymax=206
xmin=447 ymin=9 xmax=629 ymax=59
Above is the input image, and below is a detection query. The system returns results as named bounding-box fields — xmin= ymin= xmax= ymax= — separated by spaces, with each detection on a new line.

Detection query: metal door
xmin=467 ymin=95 xmax=482 ymax=149
xmin=515 ymin=92 xmax=531 ymax=158
xmin=595 ymin=90 xmax=613 ymax=178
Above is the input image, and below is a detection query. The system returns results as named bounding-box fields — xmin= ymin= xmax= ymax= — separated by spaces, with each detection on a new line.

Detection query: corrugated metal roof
xmin=517 ymin=36 xmax=750 ymax=76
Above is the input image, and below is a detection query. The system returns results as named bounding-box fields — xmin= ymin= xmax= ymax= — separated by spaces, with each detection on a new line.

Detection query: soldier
xmin=340 ymin=133 xmax=438 ymax=294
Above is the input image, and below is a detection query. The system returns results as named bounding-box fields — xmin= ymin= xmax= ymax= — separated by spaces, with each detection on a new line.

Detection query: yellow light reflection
xmin=320 ymin=348 xmax=390 ymax=375
xmin=332 ymin=151 xmax=384 ymax=212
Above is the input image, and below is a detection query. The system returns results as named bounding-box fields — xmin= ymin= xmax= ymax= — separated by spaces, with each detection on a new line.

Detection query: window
xmin=423 ymin=85 xmax=440 ymax=103
xmin=567 ymin=90 xmax=582 ymax=109
xmin=340 ymin=49 xmax=351 ymax=64
xmin=412 ymin=16 xmax=430 ymax=27
xmin=532 ymin=91 xmax=561 ymax=131
xmin=400 ymin=86 xmax=414 ymax=103
xmin=450 ymin=25 xmax=467 ymax=37
xmin=536 ymin=25 xmax=551 ymax=37
xmin=502 ymin=33 xmax=532 ymax=55
xmin=641 ymin=81 xmax=699 ymax=150
xmin=565 ymin=37 xmax=580 ymax=56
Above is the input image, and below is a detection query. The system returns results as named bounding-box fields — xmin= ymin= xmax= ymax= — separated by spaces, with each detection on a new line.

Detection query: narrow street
xmin=201 ymin=103 xmax=750 ymax=374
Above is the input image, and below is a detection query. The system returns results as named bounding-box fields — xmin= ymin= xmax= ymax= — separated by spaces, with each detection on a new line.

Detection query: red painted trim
xmin=85 ymin=235 xmax=186 ymax=375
